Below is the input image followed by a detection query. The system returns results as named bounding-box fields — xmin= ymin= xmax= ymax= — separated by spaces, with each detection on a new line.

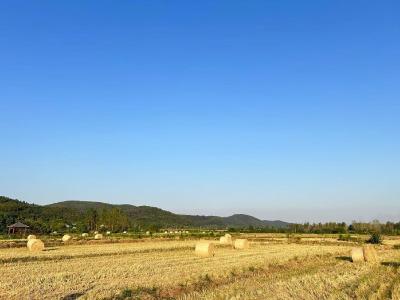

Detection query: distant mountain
xmin=0 ymin=196 xmax=290 ymax=233
xmin=48 ymin=200 xmax=290 ymax=228
xmin=48 ymin=200 xmax=192 ymax=226
xmin=263 ymin=220 xmax=290 ymax=228
xmin=183 ymin=213 xmax=264 ymax=227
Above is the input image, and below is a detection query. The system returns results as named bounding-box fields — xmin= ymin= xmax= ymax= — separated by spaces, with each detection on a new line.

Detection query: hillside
xmin=0 ymin=196 xmax=82 ymax=233
xmin=48 ymin=201 xmax=290 ymax=228
xmin=48 ymin=200 xmax=192 ymax=227
xmin=0 ymin=196 xmax=290 ymax=233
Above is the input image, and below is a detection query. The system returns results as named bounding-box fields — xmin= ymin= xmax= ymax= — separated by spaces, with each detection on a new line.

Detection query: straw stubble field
xmin=0 ymin=236 xmax=399 ymax=300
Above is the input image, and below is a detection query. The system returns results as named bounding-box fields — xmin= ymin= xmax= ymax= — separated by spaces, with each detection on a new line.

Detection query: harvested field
xmin=0 ymin=238 xmax=399 ymax=299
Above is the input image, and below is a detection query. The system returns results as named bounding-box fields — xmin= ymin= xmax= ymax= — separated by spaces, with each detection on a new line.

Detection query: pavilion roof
xmin=7 ymin=222 xmax=29 ymax=228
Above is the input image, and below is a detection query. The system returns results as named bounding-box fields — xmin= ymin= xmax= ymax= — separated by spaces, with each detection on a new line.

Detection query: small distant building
xmin=7 ymin=222 xmax=29 ymax=235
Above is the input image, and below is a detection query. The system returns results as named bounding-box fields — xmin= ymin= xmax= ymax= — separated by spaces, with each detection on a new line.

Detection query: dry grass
xmin=0 ymin=236 xmax=399 ymax=299
xmin=181 ymin=247 xmax=400 ymax=300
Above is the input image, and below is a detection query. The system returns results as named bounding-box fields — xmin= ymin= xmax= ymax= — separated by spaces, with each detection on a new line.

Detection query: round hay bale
xmin=27 ymin=234 xmax=36 ymax=241
xmin=146 ymin=231 xmax=150 ymax=235
xmin=363 ymin=245 xmax=378 ymax=263
xmin=81 ymin=233 xmax=89 ymax=237
xmin=234 ymin=239 xmax=249 ymax=249
xmin=220 ymin=236 xmax=232 ymax=245
xmin=62 ymin=234 xmax=72 ymax=242
xmin=351 ymin=247 xmax=364 ymax=263
xmin=106 ymin=231 xmax=111 ymax=235
xmin=195 ymin=241 xmax=215 ymax=257
xmin=94 ymin=233 xmax=103 ymax=240
xmin=27 ymin=239 xmax=44 ymax=252
xmin=225 ymin=233 xmax=232 ymax=239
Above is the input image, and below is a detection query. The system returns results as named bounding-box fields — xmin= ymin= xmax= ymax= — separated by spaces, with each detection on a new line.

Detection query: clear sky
xmin=1 ymin=1 xmax=399 ymax=223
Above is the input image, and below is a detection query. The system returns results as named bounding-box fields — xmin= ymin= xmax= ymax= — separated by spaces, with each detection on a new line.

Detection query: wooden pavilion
xmin=7 ymin=222 xmax=29 ymax=235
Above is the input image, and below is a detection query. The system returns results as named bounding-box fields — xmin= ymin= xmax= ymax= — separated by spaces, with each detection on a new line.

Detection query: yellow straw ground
xmin=0 ymin=239 xmax=398 ymax=299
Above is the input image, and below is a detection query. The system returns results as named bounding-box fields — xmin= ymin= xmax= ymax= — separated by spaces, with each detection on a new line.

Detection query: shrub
xmin=338 ymin=234 xmax=351 ymax=241
xmin=366 ymin=232 xmax=381 ymax=244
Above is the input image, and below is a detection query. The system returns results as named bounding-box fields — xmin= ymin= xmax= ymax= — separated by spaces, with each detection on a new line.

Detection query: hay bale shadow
xmin=43 ymin=247 xmax=59 ymax=251
xmin=335 ymin=256 xmax=352 ymax=262
xmin=61 ymin=292 xmax=84 ymax=300
xmin=381 ymin=261 xmax=400 ymax=268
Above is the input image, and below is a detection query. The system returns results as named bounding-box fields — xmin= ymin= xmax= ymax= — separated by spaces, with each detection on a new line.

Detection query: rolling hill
xmin=47 ymin=200 xmax=290 ymax=228
xmin=0 ymin=196 xmax=290 ymax=233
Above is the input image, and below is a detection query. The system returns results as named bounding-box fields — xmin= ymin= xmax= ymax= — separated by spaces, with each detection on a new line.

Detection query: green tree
xmin=86 ymin=208 xmax=98 ymax=231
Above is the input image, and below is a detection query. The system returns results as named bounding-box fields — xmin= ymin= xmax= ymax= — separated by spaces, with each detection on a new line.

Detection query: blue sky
xmin=1 ymin=1 xmax=399 ymax=223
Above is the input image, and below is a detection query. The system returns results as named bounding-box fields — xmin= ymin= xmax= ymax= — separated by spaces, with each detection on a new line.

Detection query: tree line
xmin=233 ymin=220 xmax=400 ymax=235
xmin=1 ymin=196 xmax=399 ymax=235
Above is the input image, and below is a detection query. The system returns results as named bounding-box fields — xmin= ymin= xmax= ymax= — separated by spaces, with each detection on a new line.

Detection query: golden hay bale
xmin=224 ymin=234 xmax=232 ymax=244
xmin=219 ymin=236 xmax=232 ymax=245
xmin=195 ymin=241 xmax=215 ymax=257
xmin=234 ymin=239 xmax=249 ymax=249
xmin=27 ymin=239 xmax=44 ymax=252
xmin=351 ymin=247 xmax=364 ymax=263
xmin=62 ymin=234 xmax=72 ymax=242
xmin=81 ymin=233 xmax=89 ymax=237
xmin=363 ymin=245 xmax=379 ymax=263
xmin=94 ymin=233 xmax=103 ymax=240
xmin=27 ymin=234 xmax=36 ymax=241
